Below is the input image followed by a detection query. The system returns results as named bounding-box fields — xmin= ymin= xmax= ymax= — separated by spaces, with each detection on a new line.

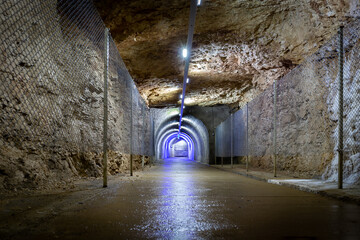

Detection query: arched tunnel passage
xmin=154 ymin=109 xmax=209 ymax=163
xmin=162 ymin=132 xmax=194 ymax=160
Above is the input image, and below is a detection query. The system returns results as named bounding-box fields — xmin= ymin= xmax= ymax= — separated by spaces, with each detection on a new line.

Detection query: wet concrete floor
xmin=1 ymin=157 xmax=360 ymax=239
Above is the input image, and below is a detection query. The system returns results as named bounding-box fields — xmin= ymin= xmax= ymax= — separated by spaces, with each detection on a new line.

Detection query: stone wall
xmin=322 ymin=21 xmax=360 ymax=185
xmin=276 ymin=59 xmax=334 ymax=179
xmin=0 ymin=0 xmax=150 ymax=192
xmin=244 ymin=20 xmax=360 ymax=184
xmin=95 ymin=0 xmax=359 ymax=108
xmin=247 ymin=86 xmax=274 ymax=167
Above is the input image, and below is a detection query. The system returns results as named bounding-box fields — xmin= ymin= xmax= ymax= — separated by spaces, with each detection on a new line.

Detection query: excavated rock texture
xmin=322 ymin=21 xmax=360 ymax=185
xmin=245 ymin=20 xmax=360 ymax=184
xmin=95 ymin=0 xmax=359 ymax=107
xmin=0 ymin=0 xmax=150 ymax=192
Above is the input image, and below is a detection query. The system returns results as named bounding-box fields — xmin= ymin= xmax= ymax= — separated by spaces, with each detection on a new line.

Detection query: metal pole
xmin=338 ymin=25 xmax=344 ymax=189
xmin=214 ymin=130 xmax=217 ymax=165
xmin=246 ymin=103 xmax=249 ymax=172
xmin=231 ymin=113 xmax=233 ymax=168
xmin=130 ymin=85 xmax=134 ymax=177
xmin=150 ymin=110 xmax=154 ymax=166
xmin=213 ymin=107 xmax=216 ymax=165
xmin=273 ymin=80 xmax=277 ymax=177
xmin=142 ymin=155 xmax=145 ymax=170
xmin=142 ymin=106 xmax=145 ymax=171
xmin=102 ymin=28 xmax=109 ymax=188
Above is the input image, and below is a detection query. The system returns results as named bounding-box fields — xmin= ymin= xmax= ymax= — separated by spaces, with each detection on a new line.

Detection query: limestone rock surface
xmin=0 ymin=0 xmax=151 ymax=192
xmin=95 ymin=0 xmax=358 ymax=107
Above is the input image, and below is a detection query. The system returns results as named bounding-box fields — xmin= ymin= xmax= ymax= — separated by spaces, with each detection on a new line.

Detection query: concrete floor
xmin=1 ymin=158 xmax=360 ymax=239
xmin=212 ymin=164 xmax=360 ymax=204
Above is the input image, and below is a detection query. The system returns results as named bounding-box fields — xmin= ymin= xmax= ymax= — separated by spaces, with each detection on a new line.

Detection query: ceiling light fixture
xmin=178 ymin=0 xmax=199 ymax=134
xmin=182 ymin=48 xmax=188 ymax=58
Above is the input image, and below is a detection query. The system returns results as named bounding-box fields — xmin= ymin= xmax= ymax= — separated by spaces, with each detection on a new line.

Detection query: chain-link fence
xmin=0 ymin=0 xmax=154 ymax=190
xmin=335 ymin=22 xmax=360 ymax=186
xmin=215 ymin=19 xmax=360 ymax=187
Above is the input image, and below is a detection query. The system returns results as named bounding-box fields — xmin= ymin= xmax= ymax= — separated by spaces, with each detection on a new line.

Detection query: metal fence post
xmin=338 ymin=25 xmax=344 ymax=189
xmin=102 ymin=28 xmax=109 ymax=188
xmin=231 ymin=113 xmax=233 ymax=168
xmin=246 ymin=103 xmax=249 ymax=172
xmin=142 ymin=107 xmax=145 ymax=171
xmin=273 ymin=80 xmax=277 ymax=177
xmin=142 ymin=155 xmax=145 ymax=170
xmin=151 ymin=111 xmax=155 ymax=166
xmin=130 ymin=84 xmax=133 ymax=177
xmin=214 ymin=130 xmax=217 ymax=165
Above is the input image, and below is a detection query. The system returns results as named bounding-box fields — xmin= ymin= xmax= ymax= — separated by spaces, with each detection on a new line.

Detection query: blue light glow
xmin=162 ymin=132 xmax=194 ymax=160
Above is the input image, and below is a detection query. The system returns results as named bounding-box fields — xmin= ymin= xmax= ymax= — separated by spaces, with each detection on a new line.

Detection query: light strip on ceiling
xmin=178 ymin=0 xmax=200 ymax=134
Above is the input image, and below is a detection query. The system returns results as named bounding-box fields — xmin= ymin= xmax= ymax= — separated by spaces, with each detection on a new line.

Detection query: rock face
xmin=227 ymin=19 xmax=360 ymax=184
xmin=1 ymin=0 xmax=359 ymax=193
xmin=94 ymin=0 xmax=359 ymax=107
xmin=0 ymin=0 xmax=151 ymax=192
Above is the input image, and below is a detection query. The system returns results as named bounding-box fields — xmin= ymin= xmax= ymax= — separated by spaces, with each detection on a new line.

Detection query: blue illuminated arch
xmin=162 ymin=132 xmax=194 ymax=160
xmin=154 ymin=114 xmax=209 ymax=164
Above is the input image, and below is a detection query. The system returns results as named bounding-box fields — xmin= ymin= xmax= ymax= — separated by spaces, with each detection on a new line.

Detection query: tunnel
xmin=154 ymin=109 xmax=209 ymax=164
xmin=1 ymin=0 xmax=360 ymax=239
xmin=162 ymin=132 xmax=194 ymax=159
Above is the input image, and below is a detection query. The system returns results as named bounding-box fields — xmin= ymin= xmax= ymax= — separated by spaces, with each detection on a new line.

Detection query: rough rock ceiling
xmin=94 ymin=0 xmax=357 ymax=107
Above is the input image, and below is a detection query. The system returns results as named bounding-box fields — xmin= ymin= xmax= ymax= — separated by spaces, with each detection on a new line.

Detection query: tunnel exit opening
xmin=170 ymin=139 xmax=188 ymax=157
xmin=163 ymin=132 xmax=194 ymax=160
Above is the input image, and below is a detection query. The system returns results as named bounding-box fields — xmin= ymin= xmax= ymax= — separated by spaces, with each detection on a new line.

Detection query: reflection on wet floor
xmin=131 ymin=157 xmax=360 ymax=239
xmin=2 ymin=157 xmax=360 ymax=239
xmin=135 ymin=158 xmax=235 ymax=239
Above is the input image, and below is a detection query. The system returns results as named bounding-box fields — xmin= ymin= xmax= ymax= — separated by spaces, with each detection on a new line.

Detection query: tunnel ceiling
xmin=94 ymin=0 xmax=357 ymax=107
